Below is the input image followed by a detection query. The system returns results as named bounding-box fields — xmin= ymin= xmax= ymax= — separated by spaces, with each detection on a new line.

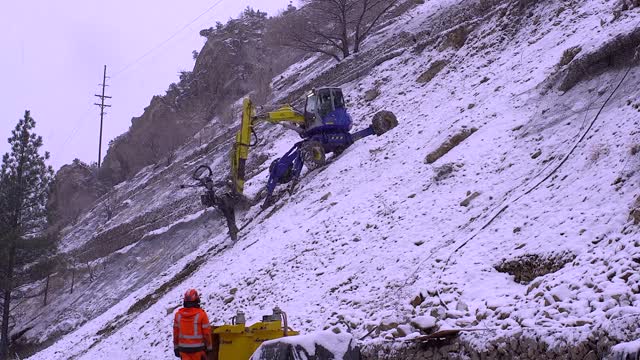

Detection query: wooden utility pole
xmin=94 ymin=65 xmax=111 ymax=168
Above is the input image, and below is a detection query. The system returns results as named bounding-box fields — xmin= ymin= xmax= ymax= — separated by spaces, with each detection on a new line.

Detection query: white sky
xmin=0 ymin=0 xmax=290 ymax=170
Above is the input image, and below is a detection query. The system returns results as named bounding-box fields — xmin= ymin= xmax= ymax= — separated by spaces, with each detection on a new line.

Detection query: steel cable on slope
xmin=51 ymin=0 xmax=228 ymax=158
xmin=400 ymin=131 xmax=578 ymax=289
xmin=399 ymin=108 xmax=579 ymax=292
xmin=395 ymin=46 xmax=638 ymax=308
xmin=433 ymin=61 xmax=636 ymax=310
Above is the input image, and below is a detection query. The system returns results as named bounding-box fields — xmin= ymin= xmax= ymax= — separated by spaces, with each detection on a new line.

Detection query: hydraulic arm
xmin=231 ymin=98 xmax=305 ymax=195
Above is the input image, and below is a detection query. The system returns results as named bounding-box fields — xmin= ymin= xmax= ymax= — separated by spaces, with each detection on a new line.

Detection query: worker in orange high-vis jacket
xmin=173 ymin=289 xmax=213 ymax=360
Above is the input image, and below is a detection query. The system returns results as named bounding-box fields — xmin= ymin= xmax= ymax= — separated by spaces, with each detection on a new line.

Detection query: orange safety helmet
xmin=184 ymin=288 xmax=200 ymax=302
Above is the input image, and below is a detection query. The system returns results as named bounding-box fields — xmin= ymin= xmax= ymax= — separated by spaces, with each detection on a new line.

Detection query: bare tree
xmin=267 ymin=0 xmax=398 ymax=61
xmin=70 ymin=267 xmax=75 ymax=294
xmin=145 ymin=135 xmax=161 ymax=163
xmin=351 ymin=0 xmax=399 ymax=52
xmin=104 ymin=193 xmax=116 ymax=222
xmin=166 ymin=147 xmax=177 ymax=167
xmin=166 ymin=137 xmax=180 ymax=167
xmin=85 ymin=261 xmax=94 ymax=283
xmin=267 ymin=4 xmax=348 ymax=62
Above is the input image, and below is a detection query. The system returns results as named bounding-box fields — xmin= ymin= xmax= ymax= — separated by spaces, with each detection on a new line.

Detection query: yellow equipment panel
xmin=213 ymin=320 xmax=299 ymax=360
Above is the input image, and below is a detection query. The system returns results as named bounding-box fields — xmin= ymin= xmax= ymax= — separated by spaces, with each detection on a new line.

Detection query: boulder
xmin=47 ymin=159 xmax=108 ymax=227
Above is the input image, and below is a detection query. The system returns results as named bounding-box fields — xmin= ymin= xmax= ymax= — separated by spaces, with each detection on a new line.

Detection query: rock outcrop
xmin=99 ymin=9 xmax=302 ymax=185
xmin=47 ymin=159 xmax=108 ymax=227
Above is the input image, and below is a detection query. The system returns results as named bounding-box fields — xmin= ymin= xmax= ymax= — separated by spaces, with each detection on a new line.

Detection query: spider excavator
xmin=185 ymin=87 xmax=398 ymax=240
xmin=233 ymin=87 xmax=398 ymax=207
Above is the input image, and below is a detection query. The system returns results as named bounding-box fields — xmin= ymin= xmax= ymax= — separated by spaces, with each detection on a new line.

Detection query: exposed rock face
xmin=47 ymin=160 xmax=108 ymax=227
xmin=98 ymin=93 xmax=206 ymax=185
xmin=99 ymin=9 xmax=301 ymax=185
xmin=494 ymin=252 xmax=576 ymax=284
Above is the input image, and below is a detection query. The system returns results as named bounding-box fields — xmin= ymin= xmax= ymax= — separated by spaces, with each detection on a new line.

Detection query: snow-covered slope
xmin=26 ymin=0 xmax=640 ymax=358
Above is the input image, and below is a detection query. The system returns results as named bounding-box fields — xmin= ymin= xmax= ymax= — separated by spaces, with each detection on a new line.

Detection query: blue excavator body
xmin=262 ymin=88 xmax=396 ymax=208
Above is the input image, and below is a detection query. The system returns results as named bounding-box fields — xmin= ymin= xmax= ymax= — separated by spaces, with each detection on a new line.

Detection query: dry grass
xmin=558 ymin=46 xmax=582 ymax=67
xmin=433 ymin=163 xmax=460 ymax=182
xmin=589 ymin=143 xmax=610 ymax=162
xmin=444 ymin=26 xmax=469 ymax=49
xmin=494 ymin=252 xmax=576 ymax=284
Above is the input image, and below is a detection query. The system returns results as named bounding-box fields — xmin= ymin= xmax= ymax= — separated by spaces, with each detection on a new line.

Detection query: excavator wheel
xmin=371 ymin=110 xmax=398 ymax=136
xmin=332 ymin=145 xmax=349 ymax=157
xmin=301 ymin=140 xmax=326 ymax=169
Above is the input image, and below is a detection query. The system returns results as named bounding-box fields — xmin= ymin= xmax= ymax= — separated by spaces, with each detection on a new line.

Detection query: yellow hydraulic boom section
xmin=231 ymin=98 xmax=305 ymax=195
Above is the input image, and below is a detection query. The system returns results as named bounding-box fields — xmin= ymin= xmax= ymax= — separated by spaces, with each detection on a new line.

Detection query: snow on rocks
xmin=610 ymin=338 xmax=640 ymax=360
xmin=250 ymin=332 xmax=357 ymax=360
xmin=410 ymin=315 xmax=437 ymax=332
xmin=26 ymin=0 xmax=640 ymax=359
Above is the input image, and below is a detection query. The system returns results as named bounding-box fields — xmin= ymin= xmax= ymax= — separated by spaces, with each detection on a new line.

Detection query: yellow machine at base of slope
xmin=231 ymin=98 xmax=305 ymax=195
xmin=208 ymin=307 xmax=299 ymax=360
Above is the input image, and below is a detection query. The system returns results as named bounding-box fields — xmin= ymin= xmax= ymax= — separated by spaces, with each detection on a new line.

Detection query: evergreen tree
xmin=0 ymin=110 xmax=53 ymax=360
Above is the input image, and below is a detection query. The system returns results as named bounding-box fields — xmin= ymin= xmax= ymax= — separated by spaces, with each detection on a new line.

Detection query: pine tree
xmin=0 ymin=110 xmax=54 ymax=360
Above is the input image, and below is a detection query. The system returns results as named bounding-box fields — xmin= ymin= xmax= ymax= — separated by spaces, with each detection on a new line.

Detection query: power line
xmin=54 ymin=0 xmax=228 ymax=161
xmin=59 ymin=107 xmax=95 ymax=150
xmin=111 ymin=0 xmax=227 ymax=79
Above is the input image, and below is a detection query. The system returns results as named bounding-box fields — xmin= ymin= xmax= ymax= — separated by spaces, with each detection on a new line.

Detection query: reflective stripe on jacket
xmin=173 ymin=307 xmax=212 ymax=352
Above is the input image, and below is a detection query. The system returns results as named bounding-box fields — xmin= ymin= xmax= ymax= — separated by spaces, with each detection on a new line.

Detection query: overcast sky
xmin=0 ymin=0 xmax=290 ymax=170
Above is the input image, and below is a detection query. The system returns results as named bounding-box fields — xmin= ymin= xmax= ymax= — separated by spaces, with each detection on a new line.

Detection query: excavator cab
xmin=304 ymin=88 xmax=352 ymax=134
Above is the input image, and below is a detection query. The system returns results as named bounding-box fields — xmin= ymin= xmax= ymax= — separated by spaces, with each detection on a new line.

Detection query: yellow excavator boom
xmin=230 ymin=98 xmax=305 ymax=195
xmin=262 ymin=106 xmax=305 ymax=124
xmin=231 ymin=98 xmax=254 ymax=195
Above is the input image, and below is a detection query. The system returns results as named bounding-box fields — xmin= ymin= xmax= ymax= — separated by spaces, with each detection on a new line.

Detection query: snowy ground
xmin=23 ymin=0 xmax=640 ymax=358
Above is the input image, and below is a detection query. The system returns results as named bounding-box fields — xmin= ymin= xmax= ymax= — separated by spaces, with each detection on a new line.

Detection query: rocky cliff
xmin=99 ymin=8 xmax=302 ymax=185
xmin=47 ymin=159 xmax=108 ymax=228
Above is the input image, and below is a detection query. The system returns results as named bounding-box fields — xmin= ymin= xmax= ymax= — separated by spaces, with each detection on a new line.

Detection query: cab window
xmin=306 ymin=95 xmax=317 ymax=114
xmin=333 ymin=91 xmax=345 ymax=109
xmin=318 ymin=92 xmax=333 ymax=118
